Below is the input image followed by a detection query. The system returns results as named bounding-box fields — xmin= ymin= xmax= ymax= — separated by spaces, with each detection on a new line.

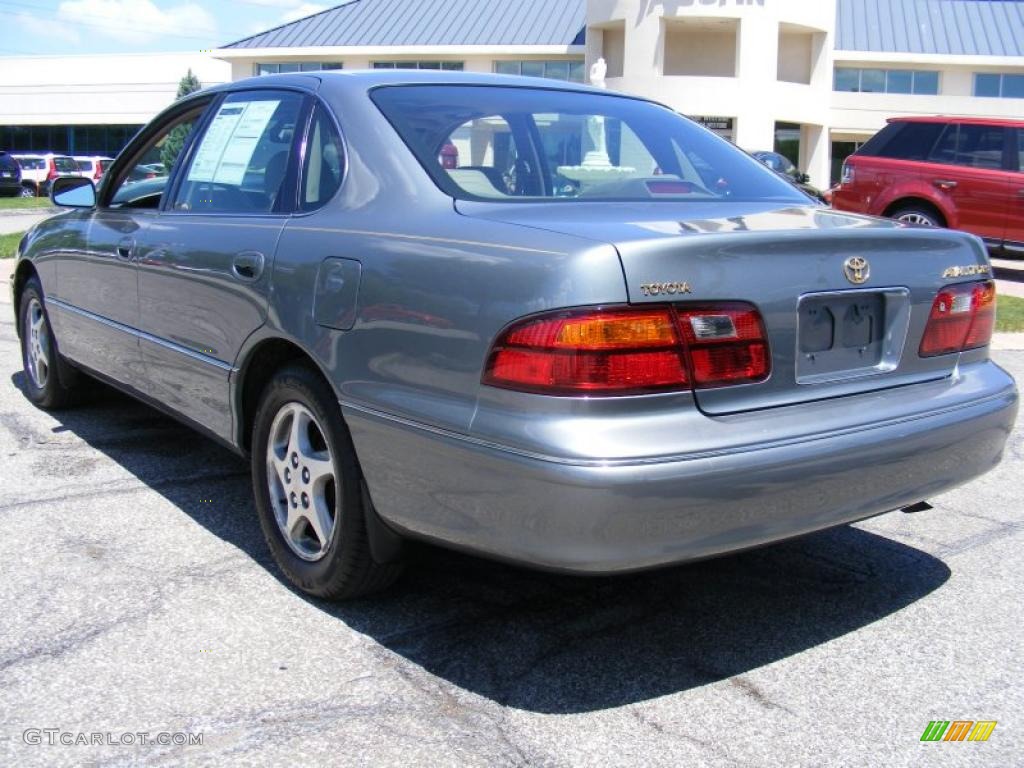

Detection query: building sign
xmin=690 ymin=116 xmax=734 ymax=131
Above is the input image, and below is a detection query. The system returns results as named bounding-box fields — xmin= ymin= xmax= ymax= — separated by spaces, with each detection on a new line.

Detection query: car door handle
xmin=232 ymin=251 xmax=265 ymax=281
xmin=116 ymin=237 xmax=135 ymax=261
xmin=932 ymin=179 xmax=958 ymax=191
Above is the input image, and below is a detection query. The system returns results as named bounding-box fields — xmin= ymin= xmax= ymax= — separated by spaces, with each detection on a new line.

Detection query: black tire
xmin=19 ymin=277 xmax=80 ymax=409
xmin=889 ymin=204 xmax=944 ymax=228
xmin=19 ymin=185 xmax=36 ymax=198
xmin=251 ymin=363 xmax=404 ymax=600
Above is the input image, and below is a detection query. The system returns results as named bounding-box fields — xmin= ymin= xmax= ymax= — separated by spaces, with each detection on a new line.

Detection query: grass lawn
xmin=0 ymin=231 xmax=25 ymax=259
xmin=0 ymin=196 xmax=52 ymax=210
xmin=996 ymin=294 xmax=1024 ymax=333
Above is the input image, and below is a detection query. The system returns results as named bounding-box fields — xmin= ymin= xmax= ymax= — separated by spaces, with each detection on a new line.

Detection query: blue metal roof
xmin=836 ymin=0 xmax=1024 ymax=56
xmin=225 ymin=0 xmax=1024 ymax=57
xmin=225 ymin=0 xmax=586 ymax=49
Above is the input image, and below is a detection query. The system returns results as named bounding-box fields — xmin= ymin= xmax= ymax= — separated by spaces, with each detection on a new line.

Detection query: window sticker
xmin=187 ymin=100 xmax=280 ymax=185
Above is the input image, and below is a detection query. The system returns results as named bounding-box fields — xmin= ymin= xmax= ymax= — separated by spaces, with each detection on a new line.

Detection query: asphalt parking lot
xmin=0 ymin=279 xmax=1021 ymax=767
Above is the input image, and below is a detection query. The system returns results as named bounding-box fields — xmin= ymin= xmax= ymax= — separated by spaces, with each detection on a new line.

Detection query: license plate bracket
xmin=796 ymin=288 xmax=911 ymax=384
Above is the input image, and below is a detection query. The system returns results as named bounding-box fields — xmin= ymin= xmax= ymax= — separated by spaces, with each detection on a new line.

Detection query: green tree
xmin=159 ymin=69 xmax=203 ymax=171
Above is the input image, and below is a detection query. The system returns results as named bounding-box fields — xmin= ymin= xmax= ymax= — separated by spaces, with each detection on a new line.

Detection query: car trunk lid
xmin=457 ymin=201 xmax=991 ymax=414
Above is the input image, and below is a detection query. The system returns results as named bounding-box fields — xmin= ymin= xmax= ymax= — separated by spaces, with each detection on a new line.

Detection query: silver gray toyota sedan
xmin=11 ymin=71 xmax=1018 ymax=599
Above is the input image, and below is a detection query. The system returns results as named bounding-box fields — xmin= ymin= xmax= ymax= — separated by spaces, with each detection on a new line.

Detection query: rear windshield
xmin=371 ymin=85 xmax=807 ymax=204
xmin=55 ymin=157 xmax=79 ymax=172
xmin=77 ymin=160 xmax=94 ymax=171
xmin=0 ymin=154 xmax=18 ymax=171
xmin=16 ymin=157 xmax=45 ymax=170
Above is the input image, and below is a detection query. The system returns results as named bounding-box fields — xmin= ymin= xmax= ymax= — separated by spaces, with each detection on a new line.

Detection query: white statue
xmin=583 ymin=116 xmax=609 ymax=168
xmin=589 ymin=57 xmax=607 ymax=89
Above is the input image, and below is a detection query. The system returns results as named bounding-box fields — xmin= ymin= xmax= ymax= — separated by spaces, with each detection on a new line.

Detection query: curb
xmin=0 ymin=208 xmax=58 ymax=217
xmin=991 ymin=334 xmax=1024 ymax=351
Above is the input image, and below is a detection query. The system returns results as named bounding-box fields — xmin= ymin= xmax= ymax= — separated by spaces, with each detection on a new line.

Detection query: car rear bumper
xmin=345 ymin=361 xmax=1017 ymax=574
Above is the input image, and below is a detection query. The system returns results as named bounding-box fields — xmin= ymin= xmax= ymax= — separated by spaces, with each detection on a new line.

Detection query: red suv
xmin=833 ymin=117 xmax=1024 ymax=256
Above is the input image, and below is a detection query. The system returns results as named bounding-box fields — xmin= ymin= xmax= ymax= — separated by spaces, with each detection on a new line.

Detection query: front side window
xmin=108 ymin=108 xmax=203 ymax=209
xmin=372 ymin=85 xmax=805 ymax=204
xmin=172 ymin=90 xmax=303 ymax=214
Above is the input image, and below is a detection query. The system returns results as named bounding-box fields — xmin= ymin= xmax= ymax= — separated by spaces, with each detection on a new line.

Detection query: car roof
xmin=887 ymin=115 xmax=1024 ymax=128
xmin=186 ymin=69 xmax=650 ymax=108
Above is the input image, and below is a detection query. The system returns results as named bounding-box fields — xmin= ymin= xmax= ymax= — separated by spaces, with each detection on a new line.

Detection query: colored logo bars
xmin=921 ymin=721 xmax=997 ymax=742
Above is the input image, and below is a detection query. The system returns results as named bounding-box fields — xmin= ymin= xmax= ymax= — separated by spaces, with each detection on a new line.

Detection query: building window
xmin=834 ymin=68 xmax=939 ymax=95
xmin=493 ymin=60 xmax=586 ymax=82
xmin=372 ymin=61 xmax=464 ymax=71
xmin=974 ymin=73 xmax=1024 ymax=98
xmin=0 ymin=124 xmax=142 ymax=155
xmin=255 ymin=62 xmax=342 ymax=75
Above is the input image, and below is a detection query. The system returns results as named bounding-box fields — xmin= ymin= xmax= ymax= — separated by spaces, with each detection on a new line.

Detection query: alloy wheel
xmin=896 ymin=211 xmax=937 ymax=227
xmin=266 ymin=402 xmax=338 ymax=561
xmin=25 ymin=298 xmax=50 ymax=389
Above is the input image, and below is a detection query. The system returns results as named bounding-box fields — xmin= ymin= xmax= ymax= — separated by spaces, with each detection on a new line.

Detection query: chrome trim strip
xmin=48 ymin=298 xmax=237 ymax=373
xmin=340 ymin=383 xmax=1015 ymax=469
xmin=289 ymin=225 xmax=566 ymax=256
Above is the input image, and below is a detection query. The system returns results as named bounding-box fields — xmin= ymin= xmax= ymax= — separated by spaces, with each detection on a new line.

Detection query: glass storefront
xmin=831 ymin=140 xmax=863 ymax=183
xmin=0 ymin=124 xmax=142 ymax=156
xmin=774 ymin=122 xmax=801 ymax=165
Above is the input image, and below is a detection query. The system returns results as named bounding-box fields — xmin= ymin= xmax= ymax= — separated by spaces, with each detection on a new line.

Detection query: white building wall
xmin=0 ymin=52 xmax=230 ymax=126
xmin=830 ymin=53 xmax=1024 ymax=137
xmin=588 ymin=0 xmax=835 ymax=187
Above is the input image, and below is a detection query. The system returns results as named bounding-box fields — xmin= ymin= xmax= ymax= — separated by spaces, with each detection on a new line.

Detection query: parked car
xmin=73 ymin=156 xmax=113 ymax=183
xmin=13 ymin=72 xmax=1017 ymax=600
xmin=124 ymin=163 xmax=165 ymax=184
xmin=751 ymin=150 xmax=826 ymax=202
xmin=12 ymin=153 xmax=79 ymax=196
xmin=0 ymin=151 xmax=23 ymax=197
xmin=832 ymin=116 xmax=1024 ymax=256
xmin=10 ymin=155 xmax=45 ymax=197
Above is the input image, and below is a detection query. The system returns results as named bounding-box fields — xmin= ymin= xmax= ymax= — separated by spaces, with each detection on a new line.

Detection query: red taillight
xmin=919 ymin=280 xmax=996 ymax=357
xmin=483 ymin=304 xmax=770 ymax=395
xmin=46 ymin=158 xmax=57 ymax=181
xmin=676 ymin=304 xmax=770 ymax=387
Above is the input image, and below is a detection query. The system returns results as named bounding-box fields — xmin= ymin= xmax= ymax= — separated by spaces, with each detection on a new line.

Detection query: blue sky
xmin=0 ymin=0 xmax=336 ymax=56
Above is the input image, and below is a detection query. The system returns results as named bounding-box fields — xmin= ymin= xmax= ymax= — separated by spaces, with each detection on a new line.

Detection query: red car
xmin=833 ymin=116 xmax=1024 ymax=256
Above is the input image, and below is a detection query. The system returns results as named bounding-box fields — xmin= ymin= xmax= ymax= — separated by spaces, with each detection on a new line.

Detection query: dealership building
xmin=1 ymin=0 xmax=1022 ymax=187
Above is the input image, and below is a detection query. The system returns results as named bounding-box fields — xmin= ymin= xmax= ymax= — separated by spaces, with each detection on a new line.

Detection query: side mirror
xmin=51 ymin=176 xmax=96 ymax=208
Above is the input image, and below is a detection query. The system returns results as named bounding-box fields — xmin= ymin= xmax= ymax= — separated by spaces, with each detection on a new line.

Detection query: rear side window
xmin=928 ymin=125 xmax=1006 ymax=170
xmin=859 ymin=122 xmax=945 ymax=161
xmin=173 ymin=90 xmax=303 ymax=214
xmin=300 ymin=105 xmax=345 ymax=211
